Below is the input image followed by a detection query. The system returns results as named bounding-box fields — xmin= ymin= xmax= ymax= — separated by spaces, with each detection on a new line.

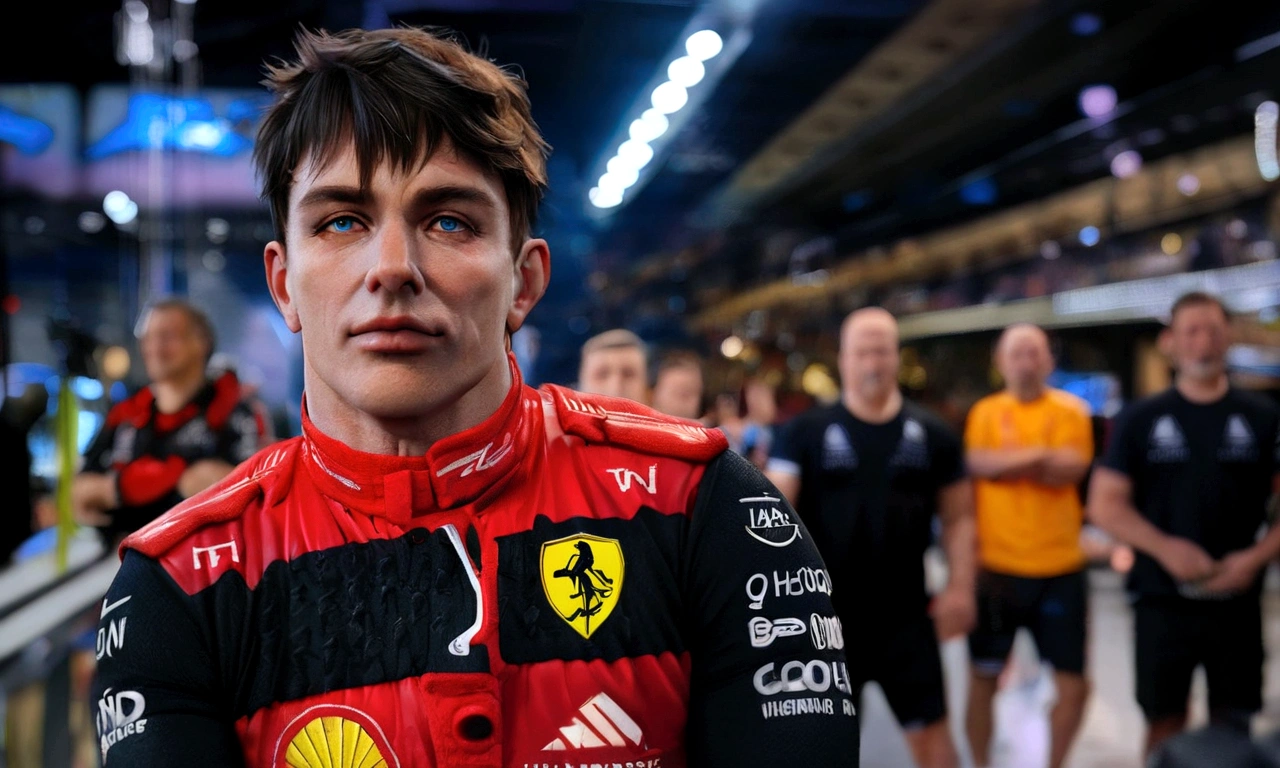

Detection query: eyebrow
xmin=296 ymin=184 xmax=500 ymax=214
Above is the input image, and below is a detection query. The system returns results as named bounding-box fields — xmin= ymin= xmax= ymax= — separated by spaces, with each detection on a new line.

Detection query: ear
xmin=1157 ymin=327 xmax=1176 ymax=361
xmin=507 ymin=238 xmax=550 ymax=334
xmin=264 ymin=240 xmax=301 ymax=333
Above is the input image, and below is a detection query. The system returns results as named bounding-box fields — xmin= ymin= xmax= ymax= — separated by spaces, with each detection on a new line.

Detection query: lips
xmin=350 ymin=316 xmax=444 ymax=353
xmin=349 ymin=316 xmax=440 ymax=336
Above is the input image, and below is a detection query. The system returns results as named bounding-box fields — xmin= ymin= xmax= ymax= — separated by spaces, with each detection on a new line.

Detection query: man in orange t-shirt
xmin=963 ymin=324 xmax=1094 ymax=768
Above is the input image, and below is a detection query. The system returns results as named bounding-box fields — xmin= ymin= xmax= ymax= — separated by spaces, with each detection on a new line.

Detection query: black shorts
xmin=968 ymin=568 xmax=1087 ymax=676
xmin=1133 ymin=595 xmax=1263 ymax=721
xmin=849 ymin=612 xmax=947 ymax=729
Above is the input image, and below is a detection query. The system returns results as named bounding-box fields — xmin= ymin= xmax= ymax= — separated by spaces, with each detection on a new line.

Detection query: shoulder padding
xmin=120 ymin=439 xmax=298 ymax=561
xmin=541 ymin=384 xmax=728 ymax=463
xmin=107 ymin=386 xmax=154 ymax=428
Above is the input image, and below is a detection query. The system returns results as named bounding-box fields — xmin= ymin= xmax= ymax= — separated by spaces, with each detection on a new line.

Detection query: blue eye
xmin=436 ymin=216 xmax=463 ymax=233
xmin=327 ymin=217 xmax=356 ymax=233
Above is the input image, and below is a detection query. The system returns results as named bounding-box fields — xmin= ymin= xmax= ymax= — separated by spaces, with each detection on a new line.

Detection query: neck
xmin=1176 ymin=373 xmax=1229 ymax=404
xmin=1008 ymin=383 xmax=1046 ymax=403
xmin=152 ymin=370 xmax=207 ymax=413
xmin=306 ymin=357 xmax=514 ymax=456
xmin=843 ymin=387 xmax=902 ymax=424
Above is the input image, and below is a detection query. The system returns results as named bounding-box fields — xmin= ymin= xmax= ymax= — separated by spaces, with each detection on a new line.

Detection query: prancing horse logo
xmin=540 ymin=534 xmax=625 ymax=639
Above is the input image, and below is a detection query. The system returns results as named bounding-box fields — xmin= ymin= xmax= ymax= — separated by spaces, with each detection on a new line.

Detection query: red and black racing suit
xmin=91 ymin=358 xmax=858 ymax=767
xmin=81 ymin=371 xmax=265 ymax=541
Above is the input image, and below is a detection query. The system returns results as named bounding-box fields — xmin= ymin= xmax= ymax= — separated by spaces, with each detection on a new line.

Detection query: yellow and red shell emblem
xmin=274 ymin=705 xmax=400 ymax=768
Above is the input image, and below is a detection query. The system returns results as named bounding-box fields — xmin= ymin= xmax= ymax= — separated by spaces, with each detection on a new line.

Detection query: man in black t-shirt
xmin=767 ymin=307 xmax=976 ymax=768
xmin=1088 ymin=291 xmax=1280 ymax=759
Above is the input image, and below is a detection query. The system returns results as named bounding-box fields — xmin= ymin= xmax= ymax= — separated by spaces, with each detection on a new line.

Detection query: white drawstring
xmin=442 ymin=523 xmax=483 ymax=656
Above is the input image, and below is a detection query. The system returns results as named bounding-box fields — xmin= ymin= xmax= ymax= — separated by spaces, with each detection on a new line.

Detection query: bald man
xmin=963 ymin=324 xmax=1094 ymax=768
xmin=767 ymin=308 xmax=975 ymax=768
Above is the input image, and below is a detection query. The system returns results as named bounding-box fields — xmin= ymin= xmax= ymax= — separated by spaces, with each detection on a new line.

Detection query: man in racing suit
xmin=91 ymin=25 xmax=859 ymax=768
xmin=76 ymin=299 xmax=265 ymax=544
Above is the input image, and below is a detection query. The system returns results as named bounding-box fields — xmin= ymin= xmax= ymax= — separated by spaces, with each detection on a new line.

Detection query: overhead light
xmin=172 ymin=39 xmax=198 ymax=61
xmin=78 ymin=211 xmax=106 ymax=233
xmin=599 ymin=167 xmax=639 ymax=193
xmin=616 ymin=139 xmax=654 ymax=169
xmin=720 ymin=335 xmax=744 ymax=359
xmin=685 ymin=30 xmax=723 ymax=61
xmin=1177 ymin=173 xmax=1201 ymax=196
xmin=651 ymin=81 xmax=689 ymax=114
xmin=1079 ymin=226 xmax=1101 ymax=247
xmin=629 ymin=110 xmax=669 ymax=143
xmin=667 ymin=56 xmax=706 ymax=88
xmin=606 ymin=156 xmax=634 ymax=176
xmin=202 ymin=250 xmax=226 ymax=272
xmin=1079 ymin=85 xmax=1117 ymax=119
xmin=103 ymin=190 xmax=138 ymax=225
xmin=589 ymin=187 xmax=623 ymax=209
xmin=1255 ymin=101 xmax=1279 ymax=181
xmin=1161 ymin=233 xmax=1183 ymax=255
xmin=101 ymin=346 xmax=131 ymax=380
xmin=1110 ymin=149 xmax=1142 ymax=179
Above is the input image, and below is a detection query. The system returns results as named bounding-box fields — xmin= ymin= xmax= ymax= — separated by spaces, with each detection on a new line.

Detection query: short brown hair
xmin=580 ymin=329 xmax=647 ymax=362
xmin=655 ymin=349 xmax=703 ymax=380
xmin=1169 ymin=291 xmax=1229 ymax=324
xmin=143 ymin=298 xmax=217 ymax=364
xmin=253 ymin=26 xmax=550 ymax=253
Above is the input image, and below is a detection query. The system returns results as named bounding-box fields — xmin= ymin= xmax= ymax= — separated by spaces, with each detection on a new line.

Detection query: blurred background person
xmin=965 ymin=323 xmax=1094 ymax=768
xmin=577 ymin=328 xmax=649 ymax=403
xmin=742 ymin=374 xmax=779 ymax=466
xmin=1089 ymin=292 xmax=1280 ymax=759
xmin=709 ymin=377 xmax=776 ymax=469
xmin=72 ymin=299 xmax=264 ymax=544
xmin=650 ymin=349 xmax=706 ymax=420
xmin=767 ymin=308 xmax=976 ymax=768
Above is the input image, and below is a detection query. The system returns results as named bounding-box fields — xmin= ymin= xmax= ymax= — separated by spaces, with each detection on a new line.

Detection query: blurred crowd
xmin=5 ymin=285 xmax=1280 ymax=768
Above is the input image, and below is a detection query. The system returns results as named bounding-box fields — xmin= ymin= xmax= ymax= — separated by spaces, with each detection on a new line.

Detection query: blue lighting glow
xmin=842 ymin=189 xmax=872 ymax=212
xmin=1070 ymin=13 xmax=1103 ymax=37
xmin=70 ymin=376 xmax=104 ymax=401
xmin=0 ymin=104 xmax=55 ymax=155
xmin=1079 ymin=226 xmax=1101 ymax=247
xmin=960 ymin=177 xmax=998 ymax=205
xmin=87 ymin=93 xmax=253 ymax=160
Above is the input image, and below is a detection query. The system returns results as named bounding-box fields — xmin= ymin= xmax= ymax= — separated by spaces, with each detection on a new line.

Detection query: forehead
xmin=658 ymin=366 xmax=700 ymax=384
xmin=844 ymin=322 xmax=897 ymax=346
xmin=585 ymin=347 xmax=645 ymax=368
xmin=1172 ymin=304 xmax=1228 ymax=327
xmin=1001 ymin=329 xmax=1048 ymax=353
xmin=289 ymin=139 xmax=507 ymax=212
xmin=143 ymin=308 xmax=190 ymax=331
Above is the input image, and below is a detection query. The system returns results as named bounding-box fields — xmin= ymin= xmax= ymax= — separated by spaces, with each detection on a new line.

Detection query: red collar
xmin=299 ymin=355 xmax=537 ymax=524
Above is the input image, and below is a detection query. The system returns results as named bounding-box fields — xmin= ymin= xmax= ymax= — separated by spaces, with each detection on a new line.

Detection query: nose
xmin=364 ymin=223 xmax=425 ymax=295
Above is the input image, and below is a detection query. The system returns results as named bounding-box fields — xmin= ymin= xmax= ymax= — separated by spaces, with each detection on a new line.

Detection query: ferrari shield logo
xmin=540 ymin=534 xmax=625 ymax=639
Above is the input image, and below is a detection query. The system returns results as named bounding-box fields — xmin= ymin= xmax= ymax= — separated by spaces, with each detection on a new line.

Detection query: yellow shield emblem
xmin=540 ymin=534 xmax=625 ymax=639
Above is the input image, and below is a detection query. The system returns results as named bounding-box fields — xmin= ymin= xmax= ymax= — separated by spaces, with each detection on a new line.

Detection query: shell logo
xmin=274 ymin=705 xmax=400 ymax=768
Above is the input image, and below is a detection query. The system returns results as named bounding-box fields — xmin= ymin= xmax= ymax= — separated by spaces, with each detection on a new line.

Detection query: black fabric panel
xmin=496 ymin=507 xmax=687 ymax=664
xmin=193 ymin=527 xmax=490 ymax=719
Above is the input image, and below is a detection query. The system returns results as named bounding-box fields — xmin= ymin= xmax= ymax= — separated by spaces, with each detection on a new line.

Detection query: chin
xmin=344 ymin=368 xmax=463 ymax=419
